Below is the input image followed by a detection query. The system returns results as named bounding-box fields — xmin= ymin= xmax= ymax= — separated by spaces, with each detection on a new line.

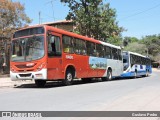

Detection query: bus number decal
xmin=66 ymin=55 xmax=74 ymax=60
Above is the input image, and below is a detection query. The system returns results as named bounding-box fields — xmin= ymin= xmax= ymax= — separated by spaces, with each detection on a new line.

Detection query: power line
xmin=42 ymin=13 xmax=61 ymax=21
xmin=120 ymin=3 xmax=160 ymax=20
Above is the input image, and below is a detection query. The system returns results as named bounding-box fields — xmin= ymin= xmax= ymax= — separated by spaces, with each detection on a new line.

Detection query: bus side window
xmin=74 ymin=38 xmax=86 ymax=55
xmin=74 ymin=38 xmax=80 ymax=54
xmin=81 ymin=40 xmax=87 ymax=55
xmin=105 ymin=46 xmax=111 ymax=59
xmin=48 ymin=35 xmax=61 ymax=57
xmin=118 ymin=49 xmax=122 ymax=60
xmin=86 ymin=42 xmax=95 ymax=56
xmin=96 ymin=44 xmax=104 ymax=58
xmin=62 ymin=35 xmax=74 ymax=54
xmin=112 ymin=48 xmax=118 ymax=60
xmin=132 ymin=55 xmax=136 ymax=64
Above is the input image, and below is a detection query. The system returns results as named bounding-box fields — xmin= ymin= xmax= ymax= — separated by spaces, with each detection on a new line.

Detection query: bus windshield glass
xmin=123 ymin=54 xmax=129 ymax=71
xmin=11 ymin=35 xmax=45 ymax=62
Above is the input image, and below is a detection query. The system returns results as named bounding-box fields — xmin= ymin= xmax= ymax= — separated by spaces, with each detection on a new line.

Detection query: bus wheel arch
xmin=35 ymin=80 xmax=46 ymax=87
xmin=134 ymin=69 xmax=137 ymax=78
xmin=102 ymin=67 xmax=112 ymax=81
xmin=107 ymin=67 xmax=112 ymax=81
xmin=63 ymin=65 xmax=76 ymax=86
xmin=146 ymin=69 xmax=149 ymax=77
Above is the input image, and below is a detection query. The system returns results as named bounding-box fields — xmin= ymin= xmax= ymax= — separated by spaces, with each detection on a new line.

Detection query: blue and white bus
xmin=121 ymin=51 xmax=152 ymax=78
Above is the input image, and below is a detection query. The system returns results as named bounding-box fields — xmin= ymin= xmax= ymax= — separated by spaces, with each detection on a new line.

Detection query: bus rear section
xmin=121 ymin=51 xmax=152 ymax=78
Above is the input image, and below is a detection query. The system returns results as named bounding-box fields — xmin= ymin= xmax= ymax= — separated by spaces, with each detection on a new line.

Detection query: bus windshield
xmin=123 ymin=54 xmax=129 ymax=71
xmin=11 ymin=35 xmax=45 ymax=62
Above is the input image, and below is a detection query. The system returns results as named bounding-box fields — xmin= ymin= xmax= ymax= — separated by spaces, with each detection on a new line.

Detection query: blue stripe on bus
xmin=121 ymin=72 xmax=134 ymax=77
xmin=121 ymin=71 xmax=147 ymax=77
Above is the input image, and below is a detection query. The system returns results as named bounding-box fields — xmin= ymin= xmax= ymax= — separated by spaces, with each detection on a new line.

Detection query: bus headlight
xmin=10 ymin=67 xmax=16 ymax=72
xmin=37 ymin=63 xmax=46 ymax=71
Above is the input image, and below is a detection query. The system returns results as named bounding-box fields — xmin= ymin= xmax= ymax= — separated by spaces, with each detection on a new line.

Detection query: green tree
xmin=123 ymin=35 xmax=160 ymax=62
xmin=61 ymin=0 xmax=124 ymax=42
xmin=123 ymin=42 xmax=147 ymax=56
xmin=0 ymin=0 xmax=32 ymax=38
xmin=123 ymin=37 xmax=139 ymax=46
xmin=0 ymin=0 xmax=32 ymax=73
xmin=140 ymin=35 xmax=160 ymax=61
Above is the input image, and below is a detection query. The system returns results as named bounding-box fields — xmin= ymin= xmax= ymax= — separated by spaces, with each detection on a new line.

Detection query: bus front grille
xmin=19 ymin=73 xmax=32 ymax=77
xmin=15 ymin=64 xmax=36 ymax=68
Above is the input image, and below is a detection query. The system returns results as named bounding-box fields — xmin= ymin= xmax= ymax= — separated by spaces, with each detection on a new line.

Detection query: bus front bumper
xmin=10 ymin=69 xmax=47 ymax=81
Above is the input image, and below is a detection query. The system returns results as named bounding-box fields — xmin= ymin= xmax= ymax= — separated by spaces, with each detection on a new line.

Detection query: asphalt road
xmin=0 ymin=70 xmax=160 ymax=120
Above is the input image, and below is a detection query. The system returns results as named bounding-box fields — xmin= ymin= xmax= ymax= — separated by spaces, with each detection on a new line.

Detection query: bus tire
xmin=102 ymin=70 xmax=112 ymax=81
xmin=134 ymin=71 xmax=137 ymax=78
xmin=35 ymin=80 xmax=46 ymax=87
xmin=107 ymin=70 xmax=112 ymax=81
xmin=63 ymin=70 xmax=73 ymax=86
xmin=145 ymin=70 xmax=149 ymax=77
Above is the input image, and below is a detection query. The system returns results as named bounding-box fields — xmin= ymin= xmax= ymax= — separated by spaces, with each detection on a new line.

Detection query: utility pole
xmin=39 ymin=11 xmax=41 ymax=24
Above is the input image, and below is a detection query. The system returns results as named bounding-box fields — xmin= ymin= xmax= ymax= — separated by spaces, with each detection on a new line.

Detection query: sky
xmin=12 ymin=0 xmax=160 ymax=39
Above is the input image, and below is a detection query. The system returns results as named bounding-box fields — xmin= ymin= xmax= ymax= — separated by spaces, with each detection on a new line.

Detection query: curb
xmin=0 ymin=81 xmax=35 ymax=88
xmin=152 ymin=68 xmax=160 ymax=72
xmin=0 ymin=77 xmax=34 ymax=88
xmin=0 ymin=74 xmax=10 ymax=78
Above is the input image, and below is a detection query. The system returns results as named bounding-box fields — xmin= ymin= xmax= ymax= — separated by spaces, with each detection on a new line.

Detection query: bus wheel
xmin=102 ymin=70 xmax=112 ymax=81
xmin=35 ymin=80 xmax=46 ymax=87
xmin=145 ymin=70 xmax=149 ymax=77
xmin=134 ymin=71 xmax=137 ymax=78
xmin=63 ymin=70 xmax=73 ymax=86
xmin=107 ymin=70 xmax=112 ymax=81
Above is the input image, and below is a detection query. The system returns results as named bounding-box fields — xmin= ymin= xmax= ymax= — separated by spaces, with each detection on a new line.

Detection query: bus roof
xmin=123 ymin=51 xmax=147 ymax=58
xmin=100 ymin=41 xmax=121 ymax=49
xmin=14 ymin=25 xmax=121 ymax=49
xmin=46 ymin=25 xmax=121 ymax=49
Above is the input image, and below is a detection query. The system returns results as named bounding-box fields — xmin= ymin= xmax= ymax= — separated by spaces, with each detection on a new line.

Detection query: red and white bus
xmin=10 ymin=25 xmax=123 ymax=87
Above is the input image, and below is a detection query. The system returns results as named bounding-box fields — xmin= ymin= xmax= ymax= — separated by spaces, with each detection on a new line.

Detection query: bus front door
xmin=47 ymin=33 xmax=63 ymax=80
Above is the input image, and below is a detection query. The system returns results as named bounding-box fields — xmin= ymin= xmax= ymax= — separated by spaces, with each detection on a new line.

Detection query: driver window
xmin=48 ymin=35 xmax=61 ymax=57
